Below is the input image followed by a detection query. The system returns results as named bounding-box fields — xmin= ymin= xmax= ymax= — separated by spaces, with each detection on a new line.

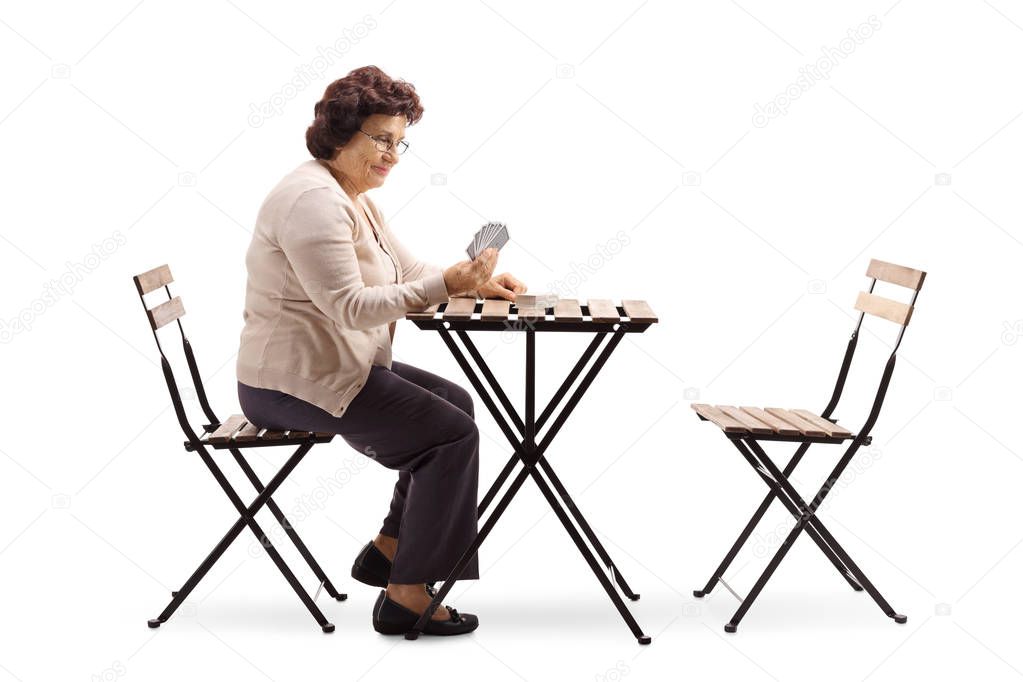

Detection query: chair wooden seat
xmin=691 ymin=404 xmax=855 ymax=441
xmin=188 ymin=414 xmax=334 ymax=450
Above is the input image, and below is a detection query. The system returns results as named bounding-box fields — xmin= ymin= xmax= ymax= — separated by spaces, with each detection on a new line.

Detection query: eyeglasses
xmin=358 ymin=129 xmax=409 ymax=155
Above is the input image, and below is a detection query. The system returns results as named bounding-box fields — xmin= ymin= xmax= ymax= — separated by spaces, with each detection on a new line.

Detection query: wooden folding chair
xmin=690 ymin=258 xmax=925 ymax=632
xmin=133 ymin=264 xmax=346 ymax=633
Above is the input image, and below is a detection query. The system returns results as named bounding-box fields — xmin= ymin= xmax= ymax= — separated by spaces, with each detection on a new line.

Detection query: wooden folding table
xmin=402 ymin=296 xmax=658 ymax=643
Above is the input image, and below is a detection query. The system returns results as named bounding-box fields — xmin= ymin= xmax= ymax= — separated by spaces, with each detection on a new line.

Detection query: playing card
xmin=466 ymin=221 xmax=508 ymax=260
xmin=467 ymin=226 xmax=484 ymax=259
xmin=489 ymin=224 xmax=509 ymax=251
xmin=480 ymin=222 xmax=502 ymax=251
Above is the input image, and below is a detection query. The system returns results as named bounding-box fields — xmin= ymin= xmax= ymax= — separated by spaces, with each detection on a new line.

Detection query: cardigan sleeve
xmin=278 ymin=188 xmax=450 ymax=331
xmin=375 ymin=202 xmax=479 ymax=300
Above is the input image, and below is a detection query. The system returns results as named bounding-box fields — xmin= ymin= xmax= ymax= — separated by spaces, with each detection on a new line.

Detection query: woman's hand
xmin=443 ymin=248 xmax=499 ymax=297
xmin=477 ymin=272 xmax=527 ymax=301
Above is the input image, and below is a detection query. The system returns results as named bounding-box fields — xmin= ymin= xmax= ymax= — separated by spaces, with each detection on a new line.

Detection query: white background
xmin=1 ymin=1 xmax=1021 ymax=680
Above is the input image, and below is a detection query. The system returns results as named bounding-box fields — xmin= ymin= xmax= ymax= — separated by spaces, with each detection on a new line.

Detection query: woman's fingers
xmin=476 ymin=249 xmax=498 ymax=284
xmin=499 ymin=272 xmax=526 ymax=293
xmin=492 ymin=282 xmax=516 ymax=301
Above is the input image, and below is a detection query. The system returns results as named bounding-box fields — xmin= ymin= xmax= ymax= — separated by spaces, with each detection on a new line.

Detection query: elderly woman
xmin=235 ymin=65 xmax=526 ymax=636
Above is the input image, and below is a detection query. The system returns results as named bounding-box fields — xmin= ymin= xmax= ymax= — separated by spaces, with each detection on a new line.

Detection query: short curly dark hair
xmin=305 ymin=65 xmax=424 ymax=160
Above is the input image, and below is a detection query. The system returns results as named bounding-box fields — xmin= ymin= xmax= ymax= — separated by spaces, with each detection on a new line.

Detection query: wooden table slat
xmin=515 ymin=305 xmax=546 ymax=320
xmin=404 ymin=297 xmax=657 ymax=331
xmin=586 ymin=299 xmax=620 ymax=323
xmin=553 ymin=298 xmax=583 ymax=321
xmin=442 ymin=297 xmax=476 ymax=319
xmin=406 ymin=303 xmax=441 ymax=321
xmin=481 ymin=299 xmax=511 ymax=321
xmin=622 ymin=299 xmax=658 ymax=323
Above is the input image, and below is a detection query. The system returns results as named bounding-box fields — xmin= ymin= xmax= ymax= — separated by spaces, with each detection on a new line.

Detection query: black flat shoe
xmin=372 ymin=589 xmax=479 ymax=636
xmin=351 ymin=541 xmax=438 ymax=596
xmin=351 ymin=541 xmax=390 ymax=588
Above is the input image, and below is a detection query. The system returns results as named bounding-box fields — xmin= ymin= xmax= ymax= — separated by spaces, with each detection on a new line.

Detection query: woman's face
xmin=328 ymin=113 xmax=406 ymax=197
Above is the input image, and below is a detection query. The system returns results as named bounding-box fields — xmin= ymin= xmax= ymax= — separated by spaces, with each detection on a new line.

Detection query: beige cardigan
xmin=236 ymin=159 xmax=452 ymax=417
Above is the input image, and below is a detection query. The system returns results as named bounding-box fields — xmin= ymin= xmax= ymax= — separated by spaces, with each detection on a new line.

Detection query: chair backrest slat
xmin=147 ymin=296 xmax=186 ymax=330
xmin=854 ymin=291 xmax=913 ymax=326
xmin=866 ymin=258 xmax=925 ymax=291
xmin=134 ymin=264 xmax=174 ymax=295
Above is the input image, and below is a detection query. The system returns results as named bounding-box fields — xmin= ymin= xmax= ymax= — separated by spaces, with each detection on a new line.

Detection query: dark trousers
xmin=237 ymin=361 xmax=480 ymax=584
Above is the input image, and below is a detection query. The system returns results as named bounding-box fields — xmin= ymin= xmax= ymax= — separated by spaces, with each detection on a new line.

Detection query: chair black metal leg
xmin=245 ymin=515 xmax=335 ymax=632
xmin=151 ymin=516 xmax=249 ymax=627
xmin=722 ymin=438 xmax=905 ymax=632
xmin=747 ymin=440 xmax=905 ymax=625
xmin=149 ymin=444 xmax=335 ymax=633
xmin=725 ymin=514 xmax=805 ymax=632
xmin=694 ymin=443 xmax=812 ymax=599
xmin=729 ymin=441 xmax=864 ymax=594
xmin=229 ymin=449 xmax=347 ymax=602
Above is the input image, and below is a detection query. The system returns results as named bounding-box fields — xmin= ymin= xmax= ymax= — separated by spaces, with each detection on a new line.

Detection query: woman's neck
xmin=319 ymin=159 xmax=362 ymax=201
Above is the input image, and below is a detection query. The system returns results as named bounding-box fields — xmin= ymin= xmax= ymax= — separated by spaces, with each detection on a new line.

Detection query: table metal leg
xmin=458 ymin=327 xmax=641 ymax=599
xmin=406 ymin=325 xmax=649 ymax=642
xmin=526 ymin=464 xmax=650 ymax=643
xmin=407 ymin=465 xmax=533 ymax=639
xmin=536 ymin=456 xmax=641 ymax=600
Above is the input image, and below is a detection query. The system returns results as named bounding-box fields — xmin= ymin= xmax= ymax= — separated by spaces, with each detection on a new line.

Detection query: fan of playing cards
xmin=466 ymin=221 xmax=509 ymax=260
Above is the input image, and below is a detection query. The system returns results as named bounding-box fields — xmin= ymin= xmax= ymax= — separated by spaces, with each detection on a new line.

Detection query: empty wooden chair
xmin=691 ymin=258 xmax=926 ymax=632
